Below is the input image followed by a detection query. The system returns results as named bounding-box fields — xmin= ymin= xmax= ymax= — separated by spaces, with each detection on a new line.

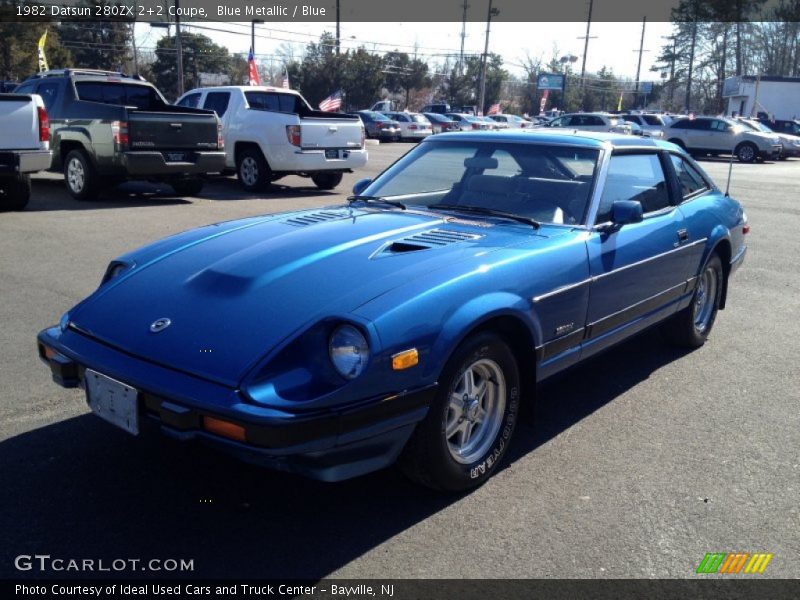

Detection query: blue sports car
xmin=38 ymin=130 xmax=748 ymax=491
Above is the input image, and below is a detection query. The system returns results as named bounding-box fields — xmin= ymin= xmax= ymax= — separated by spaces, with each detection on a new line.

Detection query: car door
xmin=707 ymin=119 xmax=736 ymax=152
xmin=685 ymin=118 xmax=713 ymax=150
xmin=584 ymin=151 xmax=689 ymax=357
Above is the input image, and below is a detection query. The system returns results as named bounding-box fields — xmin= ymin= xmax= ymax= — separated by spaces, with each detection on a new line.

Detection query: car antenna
xmin=724 ymin=146 xmax=735 ymax=197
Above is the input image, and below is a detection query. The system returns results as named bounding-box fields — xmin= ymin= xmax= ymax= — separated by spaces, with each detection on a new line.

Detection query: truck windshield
xmin=365 ymin=141 xmax=600 ymax=226
xmin=75 ymin=82 xmax=165 ymax=110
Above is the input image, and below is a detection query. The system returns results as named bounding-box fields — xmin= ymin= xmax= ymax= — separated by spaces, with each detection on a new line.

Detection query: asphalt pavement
xmin=1 ymin=141 xmax=798 ymax=579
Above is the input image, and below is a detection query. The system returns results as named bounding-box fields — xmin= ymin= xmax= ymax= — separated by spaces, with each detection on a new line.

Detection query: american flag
xmin=281 ymin=68 xmax=290 ymax=89
xmin=487 ymin=103 xmax=501 ymax=115
xmin=247 ymin=49 xmax=260 ymax=86
xmin=319 ymin=90 xmax=343 ymax=112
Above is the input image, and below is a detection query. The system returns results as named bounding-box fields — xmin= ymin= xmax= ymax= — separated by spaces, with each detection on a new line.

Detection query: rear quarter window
xmin=203 ymin=92 xmax=230 ymax=117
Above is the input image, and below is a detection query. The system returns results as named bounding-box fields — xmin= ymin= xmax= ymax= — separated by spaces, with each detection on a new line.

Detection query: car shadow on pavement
xmin=27 ymin=178 xmax=191 ymax=211
xmin=0 ymin=330 xmax=691 ymax=580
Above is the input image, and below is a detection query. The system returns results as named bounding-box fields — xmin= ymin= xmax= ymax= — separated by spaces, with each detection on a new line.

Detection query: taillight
xmin=111 ymin=121 xmax=128 ymax=148
xmin=742 ymin=223 xmax=750 ymax=235
xmin=408 ymin=124 xmax=417 ymax=130
xmin=286 ymin=125 xmax=301 ymax=147
xmin=376 ymin=122 xmax=383 ymax=130
xmin=217 ymin=122 xmax=224 ymax=150
xmin=472 ymin=123 xmax=480 ymax=130
xmin=37 ymin=106 xmax=50 ymax=143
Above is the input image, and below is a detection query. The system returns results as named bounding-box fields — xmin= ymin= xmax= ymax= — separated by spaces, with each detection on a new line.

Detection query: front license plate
xmin=325 ymin=149 xmax=339 ymax=159
xmin=85 ymin=369 xmax=139 ymax=435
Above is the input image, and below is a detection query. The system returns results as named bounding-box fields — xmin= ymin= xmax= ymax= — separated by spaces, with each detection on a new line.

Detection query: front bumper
xmin=37 ymin=326 xmax=433 ymax=482
xmin=0 ymin=149 xmax=52 ymax=175
xmin=758 ymin=145 xmax=782 ymax=160
xmin=123 ymin=151 xmax=226 ymax=177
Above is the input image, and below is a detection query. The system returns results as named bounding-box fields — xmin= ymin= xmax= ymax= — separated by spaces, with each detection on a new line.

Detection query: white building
xmin=723 ymin=76 xmax=800 ymax=120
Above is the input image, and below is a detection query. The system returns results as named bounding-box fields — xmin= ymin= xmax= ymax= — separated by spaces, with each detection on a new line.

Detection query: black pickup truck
xmin=14 ymin=70 xmax=225 ymax=200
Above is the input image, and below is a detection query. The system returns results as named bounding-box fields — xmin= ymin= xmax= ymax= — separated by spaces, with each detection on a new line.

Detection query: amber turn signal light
xmin=202 ymin=416 xmax=246 ymax=442
xmin=392 ymin=348 xmax=419 ymax=371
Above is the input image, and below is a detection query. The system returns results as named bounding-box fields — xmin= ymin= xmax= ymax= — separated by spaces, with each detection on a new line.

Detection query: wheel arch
xmin=705 ymin=228 xmax=732 ymax=310
xmin=234 ymin=141 xmax=269 ymax=166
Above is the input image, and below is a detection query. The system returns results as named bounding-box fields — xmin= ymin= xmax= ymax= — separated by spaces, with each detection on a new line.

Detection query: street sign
xmin=537 ymin=73 xmax=566 ymax=91
xmin=640 ymin=81 xmax=653 ymax=94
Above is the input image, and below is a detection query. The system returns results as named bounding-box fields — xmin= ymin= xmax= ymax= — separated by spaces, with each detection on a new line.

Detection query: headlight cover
xmin=329 ymin=324 xmax=370 ymax=379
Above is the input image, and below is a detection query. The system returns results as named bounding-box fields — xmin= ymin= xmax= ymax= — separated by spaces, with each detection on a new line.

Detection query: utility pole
xmin=336 ymin=0 xmax=340 ymax=54
xmin=174 ymin=0 xmax=184 ymax=96
xmin=577 ymin=0 xmax=595 ymax=88
xmin=477 ymin=0 xmax=499 ymax=116
xmin=459 ymin=0 xmax=469 ymax=74
xmin=251 ymin=19 xmax=264 ymax=55
xmin=634 ymin=17 xmax=647 ymax=108
xmin=685 ymin=20 xmax=697 ymax=112
xmin=131 ymin=18 xmax=139 ymax=74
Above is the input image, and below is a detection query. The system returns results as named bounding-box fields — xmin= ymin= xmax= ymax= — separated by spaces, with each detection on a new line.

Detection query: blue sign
xmin=640 ymin=82 xmax=653 ymax=94
xmin=537 ymin=73 xmax=565 ymax=91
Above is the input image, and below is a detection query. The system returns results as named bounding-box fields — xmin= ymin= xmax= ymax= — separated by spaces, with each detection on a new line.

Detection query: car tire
xmin=311 ymin=172 xmax=343 ymax=190
xmin=735 ymin=142 xmax=758 ymax=163
xmin=0 ymin=174 xmax=31 ymax=211
xmin=399 ymin=332 xmax=521 ymax=491
xmin=236 ymin=147 xmax=271 ymax=192
xmin=170 ymin=178 xmax=204 ymax=196
xmin=662 ymin=253 xmax=723 ymax=348
xmin=64 ymin=149 xmax=102 ymax=201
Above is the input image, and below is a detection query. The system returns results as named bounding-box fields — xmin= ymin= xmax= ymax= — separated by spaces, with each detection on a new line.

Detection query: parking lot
xmin=1 ymin=142 xmax=798 ymax=579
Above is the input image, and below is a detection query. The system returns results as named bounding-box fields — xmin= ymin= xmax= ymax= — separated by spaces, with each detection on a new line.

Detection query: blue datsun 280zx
xmin=38 ymin=130 xmax=748 ymax=491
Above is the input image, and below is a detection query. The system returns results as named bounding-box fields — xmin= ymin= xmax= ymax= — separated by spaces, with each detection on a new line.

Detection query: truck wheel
xmin=735 ymin=142 xmax=757 ymax=163
xmin=311 ymin=172 xmax=343 ymax=190
xmin=0 ymin=174 xmax=31 ymax=211
xmin=64 ymin=150 xmax=102 ymax=201
xmin=236 ymin=148 xmax=270 ymax=192
xmin=399 ymin=332 xmax=520 ymax=491
xmin=171 ymin=178 xmax=204 ymax=197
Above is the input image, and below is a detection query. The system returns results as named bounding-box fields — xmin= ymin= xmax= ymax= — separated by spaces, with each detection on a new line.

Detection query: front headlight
xmin=329 ymin=324 xmax=370 ymax=379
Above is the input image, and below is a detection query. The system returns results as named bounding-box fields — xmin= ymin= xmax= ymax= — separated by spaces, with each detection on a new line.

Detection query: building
xmin=723 ymin=75 xmax=800 ymax=120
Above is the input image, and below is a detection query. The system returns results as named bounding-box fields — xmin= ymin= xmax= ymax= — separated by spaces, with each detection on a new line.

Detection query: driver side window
xmin=596 ymin=153 xmax=670 ymax=223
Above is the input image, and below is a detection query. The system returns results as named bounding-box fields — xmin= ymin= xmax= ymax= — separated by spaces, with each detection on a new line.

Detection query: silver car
xmin=547 ymin=112 xmax=633 ymax=135
xmin=620 ymin=113 xmax=668 ymax=138
xmin=382 ymin=111 xmax=433 ymax=141
xmin=666 ymin=116 xmax=782 ymax=162
xmin=489 ymin=114 xmax=534 ymax=129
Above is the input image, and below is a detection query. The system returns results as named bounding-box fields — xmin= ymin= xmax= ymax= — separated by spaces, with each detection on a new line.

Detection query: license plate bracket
xmin=85 ymin=369 xmax=140 ymax=435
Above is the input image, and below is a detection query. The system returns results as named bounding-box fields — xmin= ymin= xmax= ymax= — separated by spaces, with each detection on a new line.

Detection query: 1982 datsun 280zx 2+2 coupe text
xmin=38 ymin=130 xmax=748 ymax=491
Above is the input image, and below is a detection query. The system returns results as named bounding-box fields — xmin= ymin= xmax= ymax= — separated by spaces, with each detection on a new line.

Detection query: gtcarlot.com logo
xmin=696 ymin=552 xmax=773 ymax=574
xmin=14 ymin=554 xmax=194 ymax=572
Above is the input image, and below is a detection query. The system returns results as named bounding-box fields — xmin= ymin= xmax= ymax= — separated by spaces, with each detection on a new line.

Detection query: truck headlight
xmin=329 ymin=325 xmax=370 ymax=379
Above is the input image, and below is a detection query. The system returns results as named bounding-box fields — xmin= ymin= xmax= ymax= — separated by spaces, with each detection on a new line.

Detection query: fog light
xmin=392 ymin=348 xmax=419 ymax=371
xmin=202 ymin=416 xmax=246 ymax=442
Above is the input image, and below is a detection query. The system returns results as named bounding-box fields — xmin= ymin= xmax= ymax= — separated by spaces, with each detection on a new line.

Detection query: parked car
xmin=14 ymin=69 xmax=225 ymax=200
xmin=1 ymin=81 xmax=20 ymax=93
xmin=479 ymin=116 xmax=505 ymax=130
xmin=38 ymin=130 xmax=747 ymax=491
xmin=735 ymin=117 xmax=800 ymax=159
xmin=445 ymin=113 xmax=490 ymax=131
xmin=350 ymin=111 xmax=401 ymax=142
xmin=177 ymin=86 xmax=366 ymax=191
xmin=757 ymin=118 xmax=800 ymax=138
xmin=546 ymin=113 xmax=633 ymax=135
xmin=490 ymin=114 xmax=533 ymax=129
xmin=420 ymin=103 xmax=451 ymax=114
xmin=0 ymin=93 xmax=52 ymax=210
xmin=620 ymin=113 xmax=668 ymax=137
xmin=422 ymin=112 xmax=460 ymax=134
xmin=381 ymin=111 xmax=433 ymax=141
xmin=665 ymin=116 xmax=782 ymax=162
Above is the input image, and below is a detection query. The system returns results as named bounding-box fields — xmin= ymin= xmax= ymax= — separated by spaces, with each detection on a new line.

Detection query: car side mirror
xmin=611 ymin=200 xmax=644 ymax=226
xmin=352 ymin=178 xmax=372 ymax=196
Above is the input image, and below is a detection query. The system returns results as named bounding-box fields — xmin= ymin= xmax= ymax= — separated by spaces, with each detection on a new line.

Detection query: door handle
xmin=677 ymin=229 xmax=689 ymax=244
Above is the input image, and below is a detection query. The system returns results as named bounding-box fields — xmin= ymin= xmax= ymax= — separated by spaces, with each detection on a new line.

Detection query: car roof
xmin=182 ymin=85 xmax=301 ymax=96
xmin=429 ymin=128 xmax=670 ymax=149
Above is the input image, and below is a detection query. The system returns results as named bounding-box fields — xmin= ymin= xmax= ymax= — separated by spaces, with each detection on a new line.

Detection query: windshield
xmin=363 ymin=141 xmax=601 ymax=226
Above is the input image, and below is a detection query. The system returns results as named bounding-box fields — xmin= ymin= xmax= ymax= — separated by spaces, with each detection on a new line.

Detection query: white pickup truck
xmin=176 ymin=86 xmax=367 ymax=191
xmin=0 ymin=93 xmax=52 ymax=210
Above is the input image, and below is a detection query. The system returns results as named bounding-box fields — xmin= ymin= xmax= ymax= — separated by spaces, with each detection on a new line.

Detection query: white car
xmin=620 ymin=113 xmax=668 ymax=138
xmin=0 ymin=92 xmax=52 ymax=210
xmin=381 ymin=111 xmax=433 ymax=141
xmin=546 ymin=113 xmax=633 ymax=135
xmin=176 ymin=86 xmax=367 ymax=191
xmin=489 ymin=114 xmax=533 ymax=129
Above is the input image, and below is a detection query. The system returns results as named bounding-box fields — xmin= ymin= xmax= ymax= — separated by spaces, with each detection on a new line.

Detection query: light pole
xmin=251 ymin=19 xmax=264 ymax=55
xmin=559 ymin=54 xmax=578 ymax=111
xmin=477 ymin=0 xmax=499 ymax=116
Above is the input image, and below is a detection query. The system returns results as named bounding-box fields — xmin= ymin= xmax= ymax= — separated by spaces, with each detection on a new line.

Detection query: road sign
xmin=537 ymin=73 xmax=566 ymax=91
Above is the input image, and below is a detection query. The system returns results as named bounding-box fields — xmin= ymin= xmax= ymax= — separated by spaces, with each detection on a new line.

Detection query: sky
xmin=134 ymin=20 xmax=675 ymax=82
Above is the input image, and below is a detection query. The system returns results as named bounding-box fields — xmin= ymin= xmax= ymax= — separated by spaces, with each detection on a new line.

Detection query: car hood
xmin=69 ymin=207 xmax=539 ymax=386
xmin=743 ymin=130 xmax=780 ymax=144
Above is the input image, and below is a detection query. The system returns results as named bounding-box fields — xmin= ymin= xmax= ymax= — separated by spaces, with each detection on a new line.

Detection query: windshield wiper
xmin=347 ymin=195 xmax=406 ymax=210
xmin=428 ymin=204 xmax=540 ymax=229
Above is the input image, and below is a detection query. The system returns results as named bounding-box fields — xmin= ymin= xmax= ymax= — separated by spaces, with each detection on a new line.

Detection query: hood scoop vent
xmin=377 ymin=229 xmax=482 ymax=256
xmin=284 ymin=210 xmax=351 ymax=227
